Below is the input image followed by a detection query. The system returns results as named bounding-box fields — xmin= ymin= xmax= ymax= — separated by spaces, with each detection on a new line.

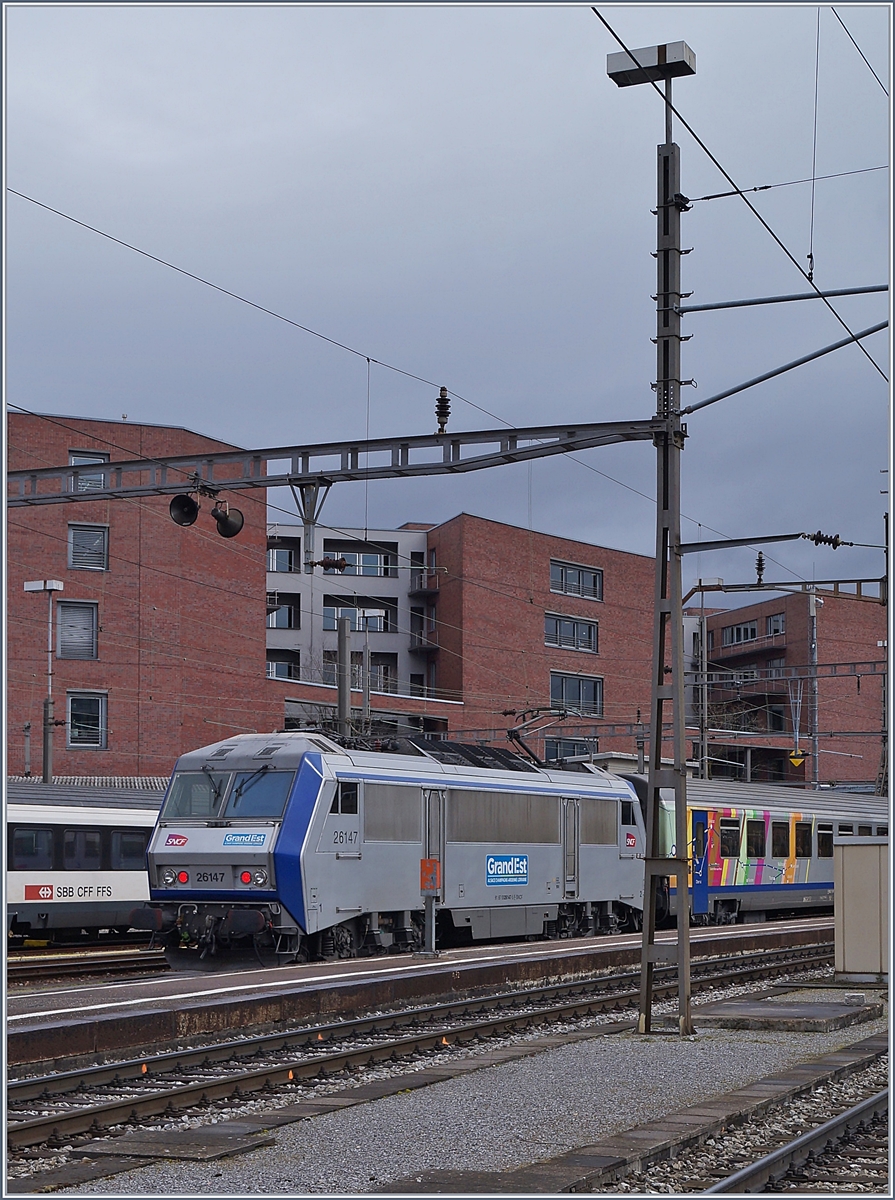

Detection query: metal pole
xmin=43 ymin=589 xmax=55 ymax=783
xmin=362 ymin=630 xmax=371 ymax=729
xmin=699 ymin=602 xmax=709 ymax=779
xmin=24 ymin=722 xmax=32 ymax=777
xmin=337 ymin=616 xmax=351 ymax=736
xmin=639 ymin=76 xmax=693 ymax=1036
xmin=808 ymin=589 xmax=820 ymax=788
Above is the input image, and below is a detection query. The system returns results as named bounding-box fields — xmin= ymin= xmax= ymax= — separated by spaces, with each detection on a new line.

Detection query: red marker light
xmin=177 ymin=870 xmax=189 ymax=884
xmin=240 ymin=870 xmax=253 ymax=885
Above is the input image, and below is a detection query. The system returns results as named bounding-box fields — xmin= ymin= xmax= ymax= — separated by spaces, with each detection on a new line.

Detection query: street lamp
xmin=607 ymin=39 xmax=696 ymax=1036
xmin=23 ymin=579 xmax=64 ymax=783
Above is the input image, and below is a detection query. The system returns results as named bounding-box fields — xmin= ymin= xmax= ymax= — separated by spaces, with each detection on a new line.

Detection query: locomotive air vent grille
xmin=209 ymin=746 xmax=236 ymax=759
xmin=254 ymin=744 xmax=285 ymax=758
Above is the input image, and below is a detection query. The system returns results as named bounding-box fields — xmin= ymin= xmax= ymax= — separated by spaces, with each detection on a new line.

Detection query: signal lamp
xmin=240 ymin=870 xmax=253 ymax=885
xmin=177 ymin=870 xmax=189 ymax=884
xmin=162 ymin=868 xmax=177 ymax=886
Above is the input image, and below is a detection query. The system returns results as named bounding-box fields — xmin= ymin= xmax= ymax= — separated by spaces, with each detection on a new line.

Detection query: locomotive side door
xmin=424 ymin=789 xmax=445 ymax=897
xmin=562 ymin=798 xmax=579 ymax=899
xmin=691 ymin=809 xmax=709 ymax=915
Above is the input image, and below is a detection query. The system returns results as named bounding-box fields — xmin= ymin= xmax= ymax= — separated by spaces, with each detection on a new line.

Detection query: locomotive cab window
xmin=11 ymin=827 xmax=54 ymax=870
xmin=817 ymin=824 xmax=834 ymax=858
xmin=772 ymin=821 xmax=790 ymax=857
xmin=794 ymin=822 xmax=812 ymax=858
xmin=746 ymin=819 xmax=766 ymax=859
xmin=161 ymin=772 xmax=229 ymax=819
xmin=620 ymin=800 xmax=636 ymax=826
xmin=719 ymin=819 xmax=740 ymax=858
xmin=224 ymin=770 xmax=294 ymax=818
xmin=330 ymin=781 xmax=359 ymax=815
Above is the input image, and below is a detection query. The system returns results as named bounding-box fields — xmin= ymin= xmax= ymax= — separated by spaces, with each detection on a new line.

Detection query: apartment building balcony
xmin=409 ymin=631 xmax=439 ymax=655
xmin=711 ymin=631 xmax=787 ymax=659
xmin=408 ymin=570 xmax=440 ymax=598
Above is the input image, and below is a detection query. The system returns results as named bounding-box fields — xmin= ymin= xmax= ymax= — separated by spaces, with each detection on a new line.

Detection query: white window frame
xmin=67 ymin=692 xmax=108 ymax=749
xmin=550 ymin=671 xmax=604 ymax=716
xmin=721 ymin=621 xmax=757 ymax=646
xmin=267 ymin=548 xmax=296 ymax=573
xmin=68 ymin=451 xmax=109 ymax=492
xmin=57 ymin=601 xmax=98 ymax=659
xmin=766 ymin=612 xmax=785 ymax=636
xmin=68 ymin=523 xmax=109 ymax=571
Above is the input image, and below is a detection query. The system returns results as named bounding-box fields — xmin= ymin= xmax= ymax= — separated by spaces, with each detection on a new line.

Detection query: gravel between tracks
xmin=51 ymin=996 xmax=888 ymax=1196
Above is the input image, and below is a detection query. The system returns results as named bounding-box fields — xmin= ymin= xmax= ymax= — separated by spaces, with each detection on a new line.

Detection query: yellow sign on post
xmin=789 ymin=752 xmax=805 ymax=767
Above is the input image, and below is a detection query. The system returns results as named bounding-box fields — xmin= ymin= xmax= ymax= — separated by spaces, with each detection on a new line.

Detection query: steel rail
xmin=7 ymin=949 xmax=166 ymax=984
xmin=705 ymin=1087 xmax=889 ymax=1193
xmin=7 ymin=944 xmax=831 ymax=1149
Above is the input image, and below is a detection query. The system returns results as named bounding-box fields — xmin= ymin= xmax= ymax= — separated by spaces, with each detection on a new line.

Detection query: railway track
xmin=706 ymin=1088 xmax=889 ymax=1193
xmin=6 ymin=947 xmax=167 ymax=984
xmin=6 ymin=943 xmax=830 ymax=1152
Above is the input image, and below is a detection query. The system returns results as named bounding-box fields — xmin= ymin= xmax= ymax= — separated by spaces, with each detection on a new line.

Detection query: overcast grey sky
xmin=5 ymin=2 xmax=891 ymax=595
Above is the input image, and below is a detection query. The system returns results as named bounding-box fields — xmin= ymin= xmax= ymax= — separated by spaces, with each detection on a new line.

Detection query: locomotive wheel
xmin=331 ymin=921 xmax=357 ymax=959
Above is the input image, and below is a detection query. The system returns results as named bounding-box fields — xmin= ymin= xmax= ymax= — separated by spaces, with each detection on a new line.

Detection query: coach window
xmin=817 ymin=824 xmax=834 ymax=858
xmin=111 ymin=830 xmax=149 ymax=870
xmin=794 ymin=822 xmax=812 ymax=858
xmin=857 ymin=824 xmax=872 ymax=836
xmin=64 ymin=829 xmax=101 ymax=871
xmin=330 ymin=781 xmax=359 ymax=814
xmin=11 ymin=827 xmax=54 ymax=871
xmin=746 ymin=819 xmax=766 ymax=858
xmin=876 ymin=825 xmax=888 ymax=837
xmin=719 ymin=819 xmax=740 ymax=858
xmin=771 ymin=821 xmax=790 ymax=857
xmin=692 ymin=820 xmax=705 ymax=860
xmin=837 ymin=823 xmax=853 ymax=836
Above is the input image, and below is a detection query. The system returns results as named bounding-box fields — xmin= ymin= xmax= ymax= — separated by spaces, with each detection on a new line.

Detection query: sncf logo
xmin=625 ymin=832 xmax=637 ymax=848
xmin=165 ymin=834 xmax=189 ymax=847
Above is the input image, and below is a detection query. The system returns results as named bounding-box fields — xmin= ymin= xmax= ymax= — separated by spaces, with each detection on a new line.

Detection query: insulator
xmin=755 ymin=551 xmax=765 ymax=585
xmin=435 ymin=386 xmax=450 ymax=434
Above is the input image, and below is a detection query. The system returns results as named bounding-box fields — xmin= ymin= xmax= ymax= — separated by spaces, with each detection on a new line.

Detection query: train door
xmin=562 ymin=798 xmax=579 ymax=899
xmin=424 ymin=789 xmax=444 ymax=895
xmin=691 ymin=809 xmax=709 ymax=915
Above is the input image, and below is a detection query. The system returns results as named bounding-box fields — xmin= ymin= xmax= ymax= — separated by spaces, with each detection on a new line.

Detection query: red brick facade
xmin=7 ymin=414 xmax=283 ymax=776
xmin=427 ymin=514 xmax=656 ymax=753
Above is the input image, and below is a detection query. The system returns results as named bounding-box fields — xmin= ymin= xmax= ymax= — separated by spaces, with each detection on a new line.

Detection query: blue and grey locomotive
xmin=133 ymin=732 xmax=646 ymax=963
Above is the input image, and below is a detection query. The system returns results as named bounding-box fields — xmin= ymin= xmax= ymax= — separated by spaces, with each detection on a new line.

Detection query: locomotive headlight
xmin=239 ymin=870 xmax=253 ymax=885
xmin=162 ymin=867 xmax=177 ymax=886
xmin=253 ymin=869 xmax=268 ymax=887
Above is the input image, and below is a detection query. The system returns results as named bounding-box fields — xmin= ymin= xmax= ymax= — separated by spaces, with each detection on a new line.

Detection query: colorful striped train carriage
xmin=625 ymin=777 xmax=889 ymax=925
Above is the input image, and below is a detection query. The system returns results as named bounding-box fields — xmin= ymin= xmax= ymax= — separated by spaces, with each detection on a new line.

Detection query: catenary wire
xmin=807 ymin=7 xmax=821 ymax=282
xmin=590 ymin=6 xmax=888 ymax=383
xmin=688 ymin=164 xmax=887 ymax=203
xmin=831 ymin=6 xmax=889 ymax=95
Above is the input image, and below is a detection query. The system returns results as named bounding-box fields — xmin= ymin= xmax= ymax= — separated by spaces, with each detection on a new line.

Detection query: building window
xmin=767 ymin=704 xmax=786 ymax=732
xmin=266 ymin=651 xmax=300 ymax=680
xmin=266 ymin=593 xmax=300 ymax=629
xmin=69 ymin=451 xmax=109 ymax=492
xmin=68 ymin=524 xmax=109 ymax=571
xmin=323 ymin=549 xmax=397 ymax=577
xmin=323 ymin=605 xmax=392 ymax=633
xmin=550 ymin=560 xmax=602 ymax=601
xmin=410 ymin=673 xmax=426 ymax=697
xmin=767 ymin=656 xmax=786 ymax=678
xmin=267 ymin=548 xmax=296 ymax=572
xmin=550 ymin=672 xmax=603 ymax=715
xmin=721 ymin=621 xmax=757 ymax=646
xmin=766 ymin=612 xmax=785 ymax=635
xmin=57 ymin=602 xmax=98 ymax=659
xmin=545 ymin=615 xmax=598 ymax=653
xmin=67 ymin=693 xmax=107 ymax=748
xmin=544 ymin=738 xmax=596 ymax=761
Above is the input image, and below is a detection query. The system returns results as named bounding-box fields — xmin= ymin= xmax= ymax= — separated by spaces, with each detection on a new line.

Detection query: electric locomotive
xmin=133 ymin=732 xmax=646 ymax=964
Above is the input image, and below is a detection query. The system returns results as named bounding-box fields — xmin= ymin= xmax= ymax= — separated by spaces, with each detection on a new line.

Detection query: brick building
xmin=693 ymin=590 xmax=886 ymax=787
xmin=6 ymin=413 xmax=285 ymax=777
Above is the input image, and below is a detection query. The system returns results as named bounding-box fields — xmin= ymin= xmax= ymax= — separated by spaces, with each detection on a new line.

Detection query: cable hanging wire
xmin=589 ymin=7 xmax=888 ymax=383
xmin=807 ymin=7 xmax=821 ymax=283
xmin=831 ymin=6 xmax=889 ymax=95
xmin=688 ymin=164 xmax=887 ymax=203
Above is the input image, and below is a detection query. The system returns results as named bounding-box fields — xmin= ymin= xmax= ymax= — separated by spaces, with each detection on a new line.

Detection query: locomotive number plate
xmin=195 ymin=871 xmax=228 ymax=884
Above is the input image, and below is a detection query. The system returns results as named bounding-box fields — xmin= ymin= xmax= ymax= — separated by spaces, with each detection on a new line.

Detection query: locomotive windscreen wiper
xmin=230 ymin=764 xmax=270 ymax=808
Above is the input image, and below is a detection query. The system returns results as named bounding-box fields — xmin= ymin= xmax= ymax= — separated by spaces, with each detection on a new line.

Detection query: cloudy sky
xmin=5 ymin=2 xmax=891 ymax=596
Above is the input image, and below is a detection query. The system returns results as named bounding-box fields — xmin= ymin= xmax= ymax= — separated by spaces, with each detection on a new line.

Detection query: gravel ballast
xmin=51 ymin=1005 xmax=888 ymax=1196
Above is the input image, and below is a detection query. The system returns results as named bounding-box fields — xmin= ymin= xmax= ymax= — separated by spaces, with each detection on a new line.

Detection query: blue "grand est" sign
xmin=486 ymin=854 xmax=528 ymax=886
